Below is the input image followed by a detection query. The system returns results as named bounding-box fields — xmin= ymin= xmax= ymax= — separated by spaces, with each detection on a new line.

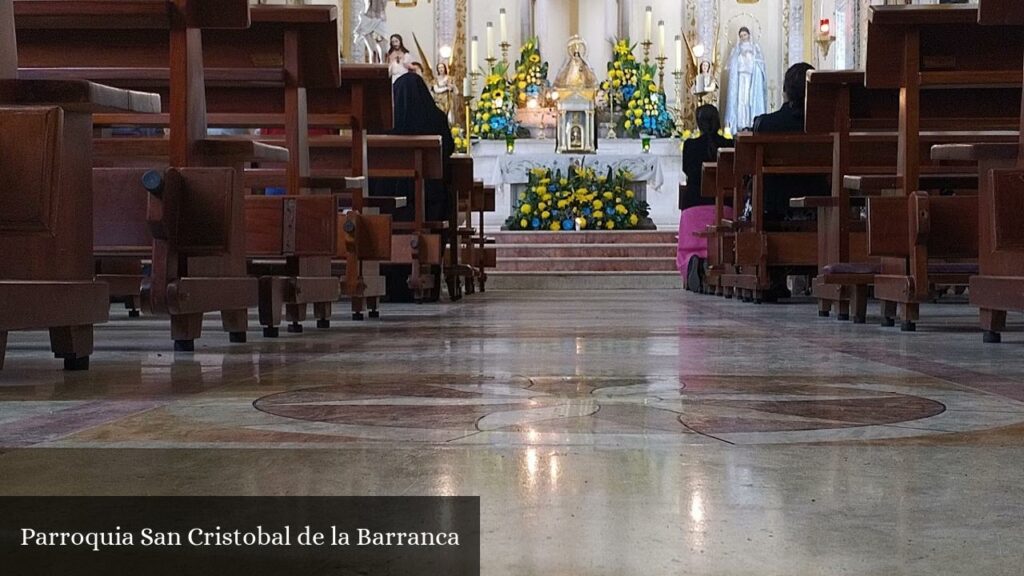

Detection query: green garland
xmin=506 ymin=164 xmax=650 ymax=231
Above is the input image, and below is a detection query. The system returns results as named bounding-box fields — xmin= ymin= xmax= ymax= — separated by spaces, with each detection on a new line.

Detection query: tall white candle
xmin=658 ymin=20 xmax=665 ymax=56
xmin=486 ymin=22 xmax=494 ymax=59
xmin=644 ymin=7 xmax=653 ymax=43
xmin=675 ymin=35 xmax=683 ymax=72
xmin=499 ymin=9 xmax=507 ymax=44
xmin=470 ymin=36 xmax=479 ymax=72
xmin=463 ymin=77 xmax=470 ymax=97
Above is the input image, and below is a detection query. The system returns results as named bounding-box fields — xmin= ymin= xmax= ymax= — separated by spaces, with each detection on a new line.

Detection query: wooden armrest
xmin=790 ymin=196 xmax=839 ymax=208
xmin=300 ymin=176 xmax=365 ymax=190
xmin=845 ymin=175 xmax=898 ymax=192
xmin=95 ymin=137 xmax=289 ymax=163
xmin=931 ymin=143 xmax=1020 ymax=162
xmin=0 ymin=79 xmax=160 ymax=113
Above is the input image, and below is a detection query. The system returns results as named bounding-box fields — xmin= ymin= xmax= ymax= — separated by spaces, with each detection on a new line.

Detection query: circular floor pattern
xmin=250 ymin=375 xmax=1024 ymax=444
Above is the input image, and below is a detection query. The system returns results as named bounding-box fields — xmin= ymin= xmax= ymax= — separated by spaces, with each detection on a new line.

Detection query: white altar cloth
xmin=471 ymin=138 xmax=682 ymax=229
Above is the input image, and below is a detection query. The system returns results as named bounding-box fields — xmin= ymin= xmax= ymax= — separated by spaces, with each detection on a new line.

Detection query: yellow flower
xmin=626 ymin=190 xmax=635 ymax=198
xmin=606 ymin=220 xmax=615 ymax=230
xmin=492 ymin=89 xmax=504 ymax=99
xmin=629 ymin=214 xmax=639 ymax=226
xmin=576 ymin=217 xmax=588 ymax=229
xmin=648 ymin=83 xmax=657 ymax=92
xmin=518 ymin=81 xmax=527 ymax=89
xmin=531 ymin=167 xmax=547 ymax=177
xmin=557 ymin=200 xmax=569 ymax=209
xmin=529 ymin=54 xmax=540 ymax=63
xmin=592 ymin=200 xmax=603 ymax=210
xmin=518 ymin=92 xmax=527 ymax=102
xmin=616 ymin=204 xmax=627 ymax=214
xmin=603 ymin=192 xmax=613 ymax=200
xmin=521 ymin=203 xmax=532 ymax=214
xmin=520 ymin=219 xmax=528 ymax=228
xmin=593 ymin=210 xmax=604 ymax=219
xmin=538 ymin=202 xmax=547 ymax=211
xmin=612 ymin=79 xmax=622 ymax=88
xmin=560 ymin=178 xmax=568 ymax=186
xmin=550 ymin=222 xmax=561 ymax=231
xmin=628 ymin=100 xmax=637 ymax=109
xmin=481 ymin=123 xmax=490 ymax=133
xmin=633 ymin=118 xmax=642 ymax=127
xmin=541 ymin=210 xmax=550 ymax=219
xmin=482 ymin=112 xmax=491 ymax=121
xmin=487 ymin=75 xmax=500 ymax=84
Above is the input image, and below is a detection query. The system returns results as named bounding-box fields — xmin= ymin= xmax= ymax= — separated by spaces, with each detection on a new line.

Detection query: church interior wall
xmin=387 ymin=0 xmax=436 ymax=66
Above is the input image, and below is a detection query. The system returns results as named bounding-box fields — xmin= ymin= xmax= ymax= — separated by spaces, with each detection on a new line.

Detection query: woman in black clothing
xmin=374 ymin=72 xmax=455 ymax=301
xmin=681 ymin=104 xmax=731 ymax=210
xmin=677 ymin=105 xmax=732 ymax=291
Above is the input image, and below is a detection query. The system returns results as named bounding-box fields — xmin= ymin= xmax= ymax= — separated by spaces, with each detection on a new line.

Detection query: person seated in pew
xmin=679 ymin=104 xmax=733 ymax=291
xmin=373 ymin=72 xmax=455 ymax=302
xmin=751 ymin=62 xmax=829 ymax=222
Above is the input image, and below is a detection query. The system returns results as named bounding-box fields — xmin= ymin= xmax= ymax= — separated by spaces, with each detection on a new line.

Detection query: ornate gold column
xmin=452 ymin=0 xmax=468 ymax=131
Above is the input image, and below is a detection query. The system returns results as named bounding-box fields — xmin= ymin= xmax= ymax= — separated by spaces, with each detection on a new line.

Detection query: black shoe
xmin=686 ymin=255 xmax=704 ymax=293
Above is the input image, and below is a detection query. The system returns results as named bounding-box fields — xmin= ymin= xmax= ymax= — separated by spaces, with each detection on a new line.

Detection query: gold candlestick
xmin=485 ymin=56 xmax=498 ymax=72
xmin=673 ymin=69 xmax=684 ymax=130
xmin=500 ymin=41 xmax=511 ymax=65
xmin=655 ymin=55 xmax=667 ymax=91
xmin=641 ymin=40 xmax=653 ymax=65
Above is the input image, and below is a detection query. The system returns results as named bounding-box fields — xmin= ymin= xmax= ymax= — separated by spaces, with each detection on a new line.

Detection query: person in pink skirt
xmin=678 ymin=105 xmax=733 ymax=291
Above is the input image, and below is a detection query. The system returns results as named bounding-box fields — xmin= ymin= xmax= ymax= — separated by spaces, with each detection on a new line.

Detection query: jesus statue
xmin=723 ymin=27 xmax=768 ymax=133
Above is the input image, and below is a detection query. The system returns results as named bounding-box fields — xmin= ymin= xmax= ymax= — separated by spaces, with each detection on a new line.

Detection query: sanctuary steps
xmin=489 ymin=231 xmax=681 ymax=290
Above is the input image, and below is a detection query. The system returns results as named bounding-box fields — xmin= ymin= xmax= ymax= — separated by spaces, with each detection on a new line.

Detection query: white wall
xmin=387 ymin=1 xmax=437 ymax=67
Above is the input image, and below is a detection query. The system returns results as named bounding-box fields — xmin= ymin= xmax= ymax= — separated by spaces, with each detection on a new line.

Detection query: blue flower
xmin=583 ymin=208 xmax=592 ymax=216
xmin=562 ymin=219 xmax=574 ymax=230
xmin=548 ymin=184 xmax=557 ymax=192
xmin=531 ymin=218 xmax=541 ymax=229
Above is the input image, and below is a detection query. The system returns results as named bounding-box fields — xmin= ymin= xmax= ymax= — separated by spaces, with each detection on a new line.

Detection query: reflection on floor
xmin=2 ymin=290 xmax=1024 ymax=574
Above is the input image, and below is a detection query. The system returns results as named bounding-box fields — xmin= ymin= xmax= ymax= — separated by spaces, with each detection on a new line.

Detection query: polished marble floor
xmin=2 ymin=290 xmax=1024 ymax=574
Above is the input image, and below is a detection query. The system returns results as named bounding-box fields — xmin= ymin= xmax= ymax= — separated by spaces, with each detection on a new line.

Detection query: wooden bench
xmin=725 ymin=133 xmax=829 ymax=302
xmin=16 ymin=0 xmax=279 ymax=351
xmin=446 ymin=157 xmax=495 ymax=298
xmin=860 ymin=3 xmax=1023 ymax=330
xmin=694 ymin=148 xmax=737 ymax=297
xmin=788 ymin=69 xmax=1019 ymax=323
xmin=929 ymin=0 xmax=1024 ymax=342
xmin=0 ymin=0 xmax=160 ymax=370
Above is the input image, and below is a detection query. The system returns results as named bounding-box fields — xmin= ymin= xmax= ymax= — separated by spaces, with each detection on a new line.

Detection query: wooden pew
xmin=861 ymin=3 xmax=1024 ymax=330
xmin=450 ymin=167 xmax=496 ymax=297
xmin=725 ymin=133 xmax=829 ymax=302
xmin=0 ymin=0 xmax=160 ymax=370
xmin=929 ymin=0 xmax=1024 ymax=342
xmin=16 ymin=0 xmax=279 ymax=351
xmin=695 ymin=148 xmax=737 ymax=297
xmin=93 ymin=61 xmax=398 ymax=318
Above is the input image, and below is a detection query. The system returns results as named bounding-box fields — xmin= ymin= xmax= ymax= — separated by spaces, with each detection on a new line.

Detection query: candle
xmin=486 ymin=22 xmax=494 ymax=59
xmin=644 ymin=7 xmax=653 ymax=43
xmin=463 ymin=77 xmax=470 ymax=97
xmin=675 ymin=35 xmax=683 ymax=72
xmin=819 ymin=18 xmax=831 ymax=35
xmin=499 ymin=8 xmax=507 ymax=44
xmin=658 ymin=20 xmax=665 ymax=56
xmin=470 ymin=36 xmax=478 ymax=72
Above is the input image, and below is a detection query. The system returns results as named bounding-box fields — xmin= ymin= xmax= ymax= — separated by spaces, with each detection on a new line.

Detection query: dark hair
xmin=783 ymin=62 xmax=815 ymax=108
xmin=388 ymin=34 xmax=409 ymax=55
xmin=437 ymin=62 xmax=449 ymax=75
xmin=695 ymin=104 xmax=723 ymax=157
xmin=738 ymin=27 xmax=751 ymax=36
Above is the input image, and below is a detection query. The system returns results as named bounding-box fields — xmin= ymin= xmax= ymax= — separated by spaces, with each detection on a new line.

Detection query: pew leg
xmin=258 ymin=277 xmax=284 ymax=338
xmin=880 ymin=301 xmax=897 ymax=327
xmin=285 ymin=304 xmax=307 ymax=333
xmin=898 ymin=302 xmax=919 ymax=332
xmin=351 ymin=297 xmax=365 ymax=321
xmin=0 ymin=331 xmax=6 ymax=370
xmin=221 ymin=309 xmax=248 ymax=343
xmin=171 ymin=313 xmax=203 ymax=351
xmin=479 ymin=271 xmax=487 ymax=293
xmin=314 ymin=302 xmax=332 ymax=329
xmin=837 ymin=300 xmax=851 ymax=322
xmin=851 ymin=285 xmax=868 ymax=324
xmin=817 ymin=299 xmax=831 ymax=318
xmin=368 ymin=297 xmax=380 ymax=319
xmin=980 ymin=308 xmax=1007 ymax=344
xmin=125 ymin=296 xmax=142 ymax=318
xmin=49 ymin=325 xmax=93 ymax=371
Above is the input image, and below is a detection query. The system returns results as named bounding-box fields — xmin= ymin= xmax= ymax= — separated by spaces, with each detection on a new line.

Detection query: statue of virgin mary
xmin=723 ymin=26 xmax=768 ymax=132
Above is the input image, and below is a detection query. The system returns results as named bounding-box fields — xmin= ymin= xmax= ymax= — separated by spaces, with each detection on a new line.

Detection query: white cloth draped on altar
xmin=472 ymin=138 xmax=682 ymax=229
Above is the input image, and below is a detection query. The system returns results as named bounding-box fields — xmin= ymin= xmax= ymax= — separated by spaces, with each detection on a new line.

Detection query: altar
xmin=471 ymin=138 xmax=683 ymax=229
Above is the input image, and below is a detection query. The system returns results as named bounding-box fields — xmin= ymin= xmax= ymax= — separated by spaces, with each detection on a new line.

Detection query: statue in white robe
xmin=723 ymin=27 xmax=768 ymax=132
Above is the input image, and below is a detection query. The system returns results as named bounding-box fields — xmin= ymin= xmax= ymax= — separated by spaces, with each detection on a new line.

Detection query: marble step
xmin=488 ymin=271 xmax=683 ymax=290
xmin=496 ymin=243 xmax=677 ymax=258
xmin=496 ymin=256 xmax=678 ymax=272
xmin=492 ymin=230 xmax=678 ymax=245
